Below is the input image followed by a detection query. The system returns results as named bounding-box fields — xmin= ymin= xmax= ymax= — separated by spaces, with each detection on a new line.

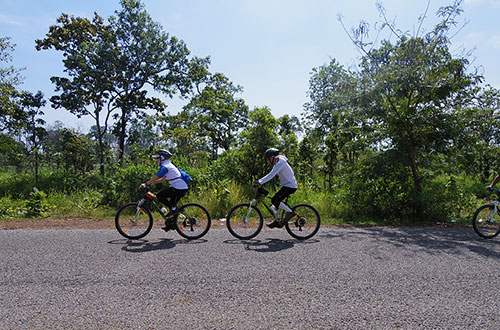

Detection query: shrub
xmin=25 ymin=188 xmax=53 ymax=217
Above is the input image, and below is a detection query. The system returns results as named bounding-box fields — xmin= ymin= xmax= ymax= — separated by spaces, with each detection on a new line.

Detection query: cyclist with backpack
xmin=252 ymin=148 xmax=297 ymax=228
xmin=140 ymin=149 xmax=189 ymax=232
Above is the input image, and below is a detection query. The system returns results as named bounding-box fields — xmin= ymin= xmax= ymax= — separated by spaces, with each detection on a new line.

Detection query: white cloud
xmin=0 ymin=14 xmax=23 ymax=26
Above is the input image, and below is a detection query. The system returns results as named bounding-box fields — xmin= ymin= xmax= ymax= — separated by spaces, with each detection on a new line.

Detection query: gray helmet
xmin=264 ymin=148 xmax=279 ymax=160
xmin=152 ymin=149 xmax=172 ymax=161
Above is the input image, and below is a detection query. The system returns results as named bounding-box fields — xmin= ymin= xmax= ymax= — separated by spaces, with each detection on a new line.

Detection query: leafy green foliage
xmin=184 ymin=72 xmax=249 ymax=157
xmin=25 ymin=188 xmax=53 ymax=217
xmin=35 ymin=0 xmax=209 ymax=173
xmin=1 ymin=0 xmax=498 ymax=225
xmin=0 ymin=37 xmax=25 ymax=131
xmin=0 ymin=134 xmax=27 ymax=170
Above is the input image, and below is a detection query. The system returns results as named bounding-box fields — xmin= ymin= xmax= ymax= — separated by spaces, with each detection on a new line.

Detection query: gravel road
xmin=1 ymin=226 xmax=499 ymax=329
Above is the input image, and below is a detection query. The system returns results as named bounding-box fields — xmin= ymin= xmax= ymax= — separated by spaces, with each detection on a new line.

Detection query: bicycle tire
xmin=285 ymin=204 xmax=321 ymax=240
xmin=115 ymin=202 xmax=153 ymax=239
xmin=226 ymin=203 xmax=263 ymax=240
xmin=472 ymin=204 xmax=500 ymax=239
xmin=174 ymin=203 xmax=211 ymax=240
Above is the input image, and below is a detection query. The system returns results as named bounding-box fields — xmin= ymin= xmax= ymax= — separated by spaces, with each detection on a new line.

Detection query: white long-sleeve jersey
xmin=257 ymin=155 xmax=297 ymax=189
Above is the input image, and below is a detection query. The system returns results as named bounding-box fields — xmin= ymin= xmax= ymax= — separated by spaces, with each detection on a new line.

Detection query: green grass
xmin=0 ymin=178 xmax=484 ymax=227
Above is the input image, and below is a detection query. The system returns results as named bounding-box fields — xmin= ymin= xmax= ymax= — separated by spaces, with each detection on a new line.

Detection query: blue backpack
xmin=177 ymin=168 xmax=191 ymax=184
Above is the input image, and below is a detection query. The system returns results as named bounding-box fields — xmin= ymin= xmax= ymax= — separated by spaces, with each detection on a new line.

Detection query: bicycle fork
xmin=131 ymin=199 xmax=146 ymax=224
xmin=243 ymin=199 xmax=258 ymax=224
xmin=484 ymin=201 xmax=499 ymax=224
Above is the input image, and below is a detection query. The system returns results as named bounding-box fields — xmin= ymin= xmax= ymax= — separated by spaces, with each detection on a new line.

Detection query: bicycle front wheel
xmin=472 ymin=204 xmax=500 ymax=239
xmin=226 ymin=203 xmax=263 ymax=240
xmin=115 ymin=202 xmax=153 ymax=239
xmin=285 ymin=204 xmax=321 ymax=240
xmin=175 ymin=203 xmax=211 ymax=240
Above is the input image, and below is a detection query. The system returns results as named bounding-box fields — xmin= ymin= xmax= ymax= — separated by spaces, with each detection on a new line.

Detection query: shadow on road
xmin=318 ymin=227 xmax=500 ymax=259
xmin=223 ymin=237 xmax=320 ymax=253
xmin=107 ymin=237 xmax=207 ymax=253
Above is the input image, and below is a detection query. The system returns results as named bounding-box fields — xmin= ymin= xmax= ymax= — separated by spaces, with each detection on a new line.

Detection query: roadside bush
xmin=340 ymin=152 xmax=415 ymax=223
xmin=25 ymin=188 xmax=54 ymax=217
xmin=106 ymin=164 xmax=153 ymax=206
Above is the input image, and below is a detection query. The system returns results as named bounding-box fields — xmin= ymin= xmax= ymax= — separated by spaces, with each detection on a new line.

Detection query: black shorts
xmin=157 ymin=187 xmax=188 ymax=208
xmin=271 ymin=186 xmax=297 ymax=208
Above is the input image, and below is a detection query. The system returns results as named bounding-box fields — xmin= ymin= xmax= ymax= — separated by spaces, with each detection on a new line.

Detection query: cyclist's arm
xmin=146 ymin=175 xmax=166 ymax=185
xmin=257 ymin=160 xmax=284 ymax=185
xmin=145 ymin=166 xmax=169 ymax=185
xmin=489 ymin=174 xmax=500 ymax=188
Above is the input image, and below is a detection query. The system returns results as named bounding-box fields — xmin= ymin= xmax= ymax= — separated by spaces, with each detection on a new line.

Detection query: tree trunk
xmin=96 ymin=120 xmax=105 ymax=177
xmin=34 ymin=150 xmax=39 ymax=184
xmin=408 ymin=147 xmax=422 ymax=193
xmin=118 ymin=108 xmax=127 ymax=163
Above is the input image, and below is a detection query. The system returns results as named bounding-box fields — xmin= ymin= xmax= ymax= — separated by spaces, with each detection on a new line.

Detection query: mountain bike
xmin=226 ymin=187 xmax=320 ymax=240
xmin=472 ymin=187 xmax=500 ymax=239
xmin=115 ymin=189 xmax=211 ymax=240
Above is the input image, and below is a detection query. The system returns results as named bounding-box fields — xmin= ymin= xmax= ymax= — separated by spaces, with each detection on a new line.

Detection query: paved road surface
xmin=1 ymin=227 xmax=499 ymax=329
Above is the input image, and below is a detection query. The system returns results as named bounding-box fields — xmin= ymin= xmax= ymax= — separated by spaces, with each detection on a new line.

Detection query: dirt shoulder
xmin=0 ymin=217 xmax=232 ymax=230
xmin=0 ymin=216 xmax=465 ymax=230
xmin=0 ymin=218 xmax=116 ymax=230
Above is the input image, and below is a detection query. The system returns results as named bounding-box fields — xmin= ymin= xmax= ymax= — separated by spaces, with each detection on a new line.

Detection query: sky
xmin=1 ymin=0 xmax=500 ymax=132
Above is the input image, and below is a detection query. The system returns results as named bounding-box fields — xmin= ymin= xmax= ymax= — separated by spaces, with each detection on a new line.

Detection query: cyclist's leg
xmin=171 ymin=188 xmax=188 ymax=210
xmin=271 ymin=186 xmax=297 ymax=212
xmin=157 ymin=187 xmax=183 ymax=231
xmin=268 ymin=187 xmax=297 ymax=228
xmin=157 ymin=187 xmax=176 ymax=209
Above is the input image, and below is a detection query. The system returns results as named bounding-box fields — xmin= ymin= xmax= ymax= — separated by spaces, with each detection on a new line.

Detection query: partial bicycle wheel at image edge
xmin=472 ymin=204 xmax=500 ymax=239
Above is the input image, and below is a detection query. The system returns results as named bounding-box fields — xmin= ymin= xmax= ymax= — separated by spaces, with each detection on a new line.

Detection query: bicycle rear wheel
xmin=285 ymin=204 xmax=320 ymax=240
xmin=226 ymin=203 xmax=263 ymax=240
xmin=115 ymin=202 xmax=153 ymax=239
xmin=472 ymin=204 xmax=500 ymax=239
xmin=175 ymin=203 xmax=211 ymax=240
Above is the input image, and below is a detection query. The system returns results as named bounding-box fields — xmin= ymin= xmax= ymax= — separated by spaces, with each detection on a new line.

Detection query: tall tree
xmin=109 ymin=0 xmax=210 ymax=161
xmin=157 ymin=111 xmax=209 ymax=165
xmin=18 ymin=91 xmax=46 ymax=183
xmin=36 ymin=13 xmax=118 ymax=175
xmin=238 ymin=106 xmax=279 ymax=181
xmin=456 ymin=85 xmax=500 ymax=180
xmin=184 ymin=72 xmax=249 ymax=158
xmin=339 ymin=0 xmax=479 ymax=195
xmin=304 ymin=59 xmax=366 ymax=186
xmin=277 ymin=114 xmax=301 ymax=165
xmin=0 ymin=37 xmax=25 ymax=131
xmin=36 ymin=0 xmax=209 ymax=174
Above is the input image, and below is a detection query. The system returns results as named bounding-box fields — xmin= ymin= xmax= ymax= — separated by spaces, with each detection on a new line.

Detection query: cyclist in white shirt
xmin=141 ymin=149 xmax=188 ymax=232
xmin=253 ymin=148 xmax=297 ymax=228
